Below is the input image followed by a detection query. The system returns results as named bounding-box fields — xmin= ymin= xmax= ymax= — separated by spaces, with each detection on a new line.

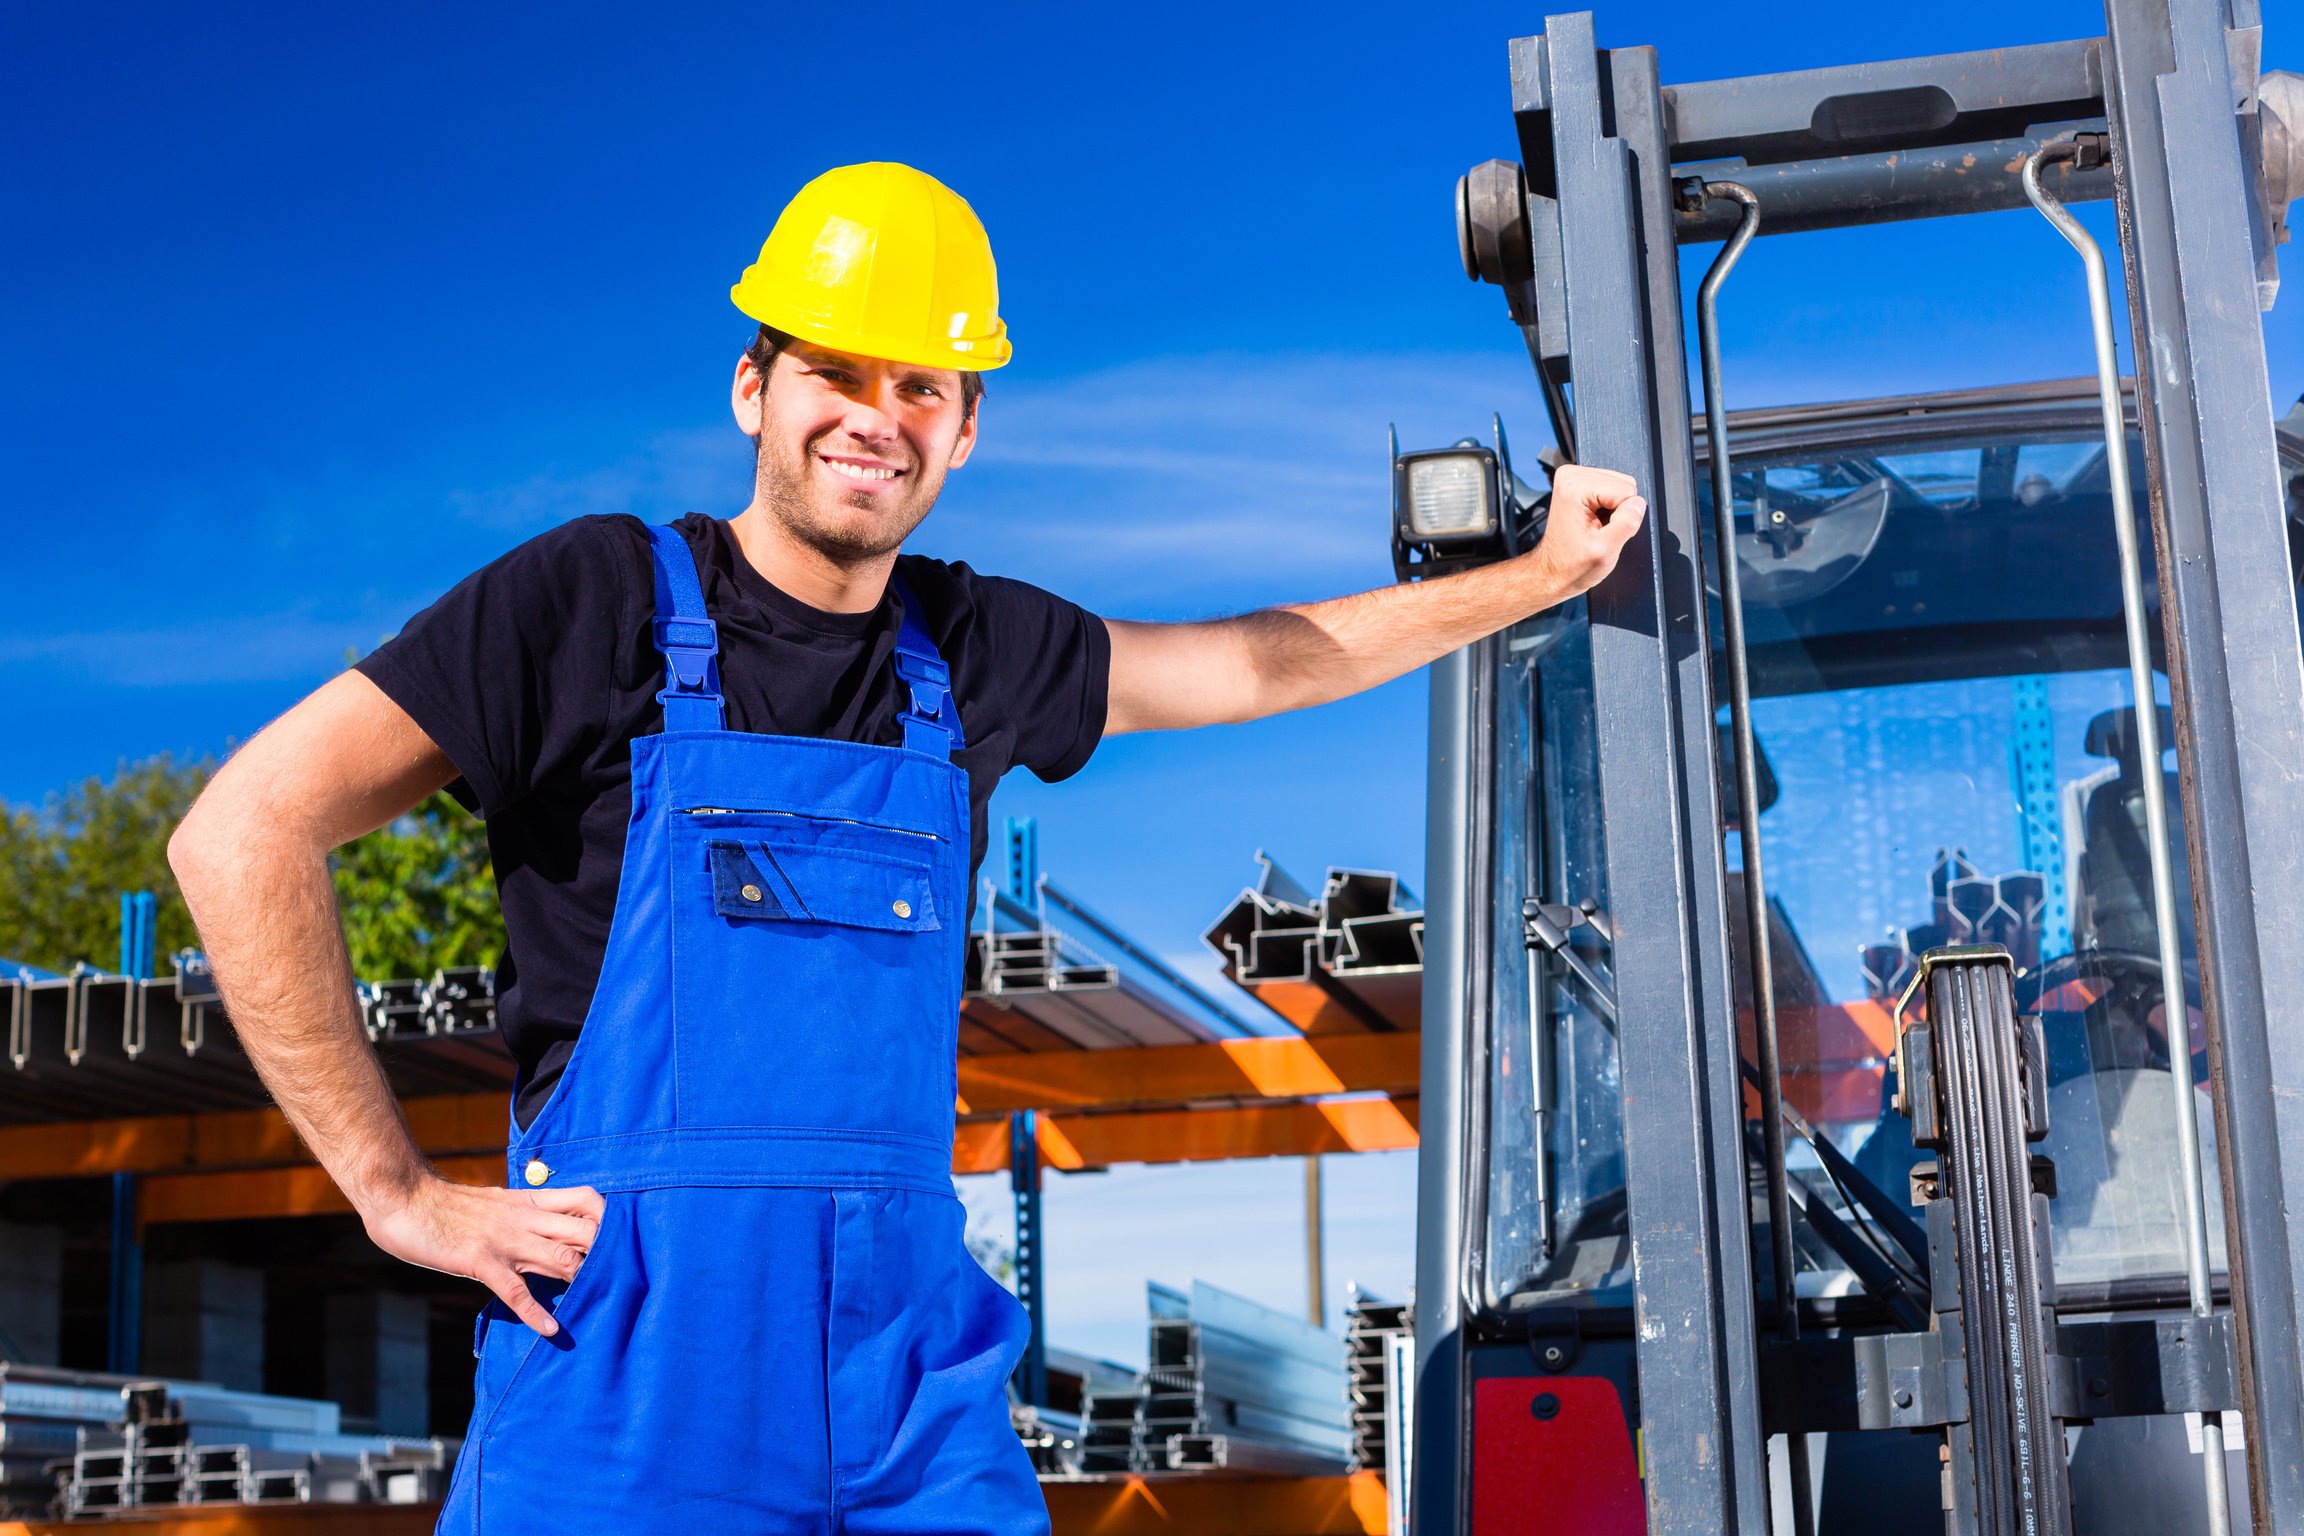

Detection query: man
xmin=168 ymin=163 xmax=1643 ymax=1533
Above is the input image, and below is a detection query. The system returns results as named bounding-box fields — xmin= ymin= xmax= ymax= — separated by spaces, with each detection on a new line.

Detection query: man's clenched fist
xmin=1525 ymin=463 xmax=1647 ymax=600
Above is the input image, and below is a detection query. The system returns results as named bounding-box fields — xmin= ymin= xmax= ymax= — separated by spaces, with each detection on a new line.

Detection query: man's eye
xmin=903 ymin=382 xmax=942 ymax=399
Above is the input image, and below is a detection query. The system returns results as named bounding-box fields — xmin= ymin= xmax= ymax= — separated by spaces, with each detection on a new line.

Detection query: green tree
xmin=0 ymin=757 xmax=502 ymax=980
xmin=0 ymin=755 xmax=211 ymax=973
xmin=331 ymin=793 xmax=503 ymax=978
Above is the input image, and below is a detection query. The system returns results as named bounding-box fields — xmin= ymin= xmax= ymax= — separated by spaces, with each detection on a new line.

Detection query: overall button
xmin=524 ymin=1159 xmax=552 ymax=1187
xmin=740 ymin=883 xmax=764 ymax=904
xmin=892 ymin=899 xmax=912 ymax=919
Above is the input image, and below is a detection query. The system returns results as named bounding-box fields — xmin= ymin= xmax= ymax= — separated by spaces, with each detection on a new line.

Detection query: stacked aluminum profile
xmin=0 ymin=1364 xmax=140 ymax=1516
xmin=1076 ymin=1382 xmax=1147 ymax=1474
xmin=963 ymin=879 xmax=1265 ymax=1053
xmin=1344 ymin=1290 xmax=1410 ymax=1474
xmin=59 ymin=1379 xmax=447 ymax=1516
xmin=1111 ymin=1281 xmax=1350 ymax=1477
xmin=0 ymin=953 xmax=512 ymax=1124
xmin=1203 ymin=855 xmax=1423 ymax=1035
xmin=1012 ymin=1347 xmax=1141 ymax=1477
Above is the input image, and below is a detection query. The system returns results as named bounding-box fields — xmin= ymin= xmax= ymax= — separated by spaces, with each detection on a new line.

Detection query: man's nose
xmin=835 ymin=379 xmax=906 ymax=447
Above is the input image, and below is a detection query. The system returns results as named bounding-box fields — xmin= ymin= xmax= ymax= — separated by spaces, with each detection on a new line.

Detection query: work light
xmin=1391 ymin=416 xmax=1545 ymax=581
xmin=1404 ymin=454 xmax=1496 ymax=538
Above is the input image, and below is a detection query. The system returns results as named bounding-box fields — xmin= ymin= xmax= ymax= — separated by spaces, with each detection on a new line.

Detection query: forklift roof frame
xmin=1413 ymin=1 xmax=2304 ymax=1531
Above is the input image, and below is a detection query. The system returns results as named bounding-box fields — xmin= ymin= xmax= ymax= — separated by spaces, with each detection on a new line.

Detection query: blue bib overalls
xmin=435 ymin=526 xmax=1046 ymax=1534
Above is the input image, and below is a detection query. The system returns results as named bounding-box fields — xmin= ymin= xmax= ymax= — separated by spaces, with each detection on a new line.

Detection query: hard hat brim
xmin=731 ymin=287 xmax=1011 ymax=373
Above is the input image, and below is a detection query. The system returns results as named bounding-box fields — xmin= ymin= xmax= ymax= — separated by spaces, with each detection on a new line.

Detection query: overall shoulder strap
xmin=890 ymin=575 xmax=966 ymax=760
xmin=646 ymin=523 xmax=725 ymax=733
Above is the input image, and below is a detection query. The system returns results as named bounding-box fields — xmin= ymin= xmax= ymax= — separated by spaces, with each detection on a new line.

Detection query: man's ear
xmin=947 ymin=393 xmax=980 ymax=470
xmin=731 ymin=355 xmax=766 ymax=438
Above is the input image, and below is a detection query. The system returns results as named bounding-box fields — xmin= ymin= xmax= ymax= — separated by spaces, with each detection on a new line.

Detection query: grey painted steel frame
xmin=1412 ymin=639 xmax=1487 ymax=1536
xmin=1523 ymin=16 xmax=1769 ymax=1531
xmin=2101 ymin=0 xmax=2304 ymax=1523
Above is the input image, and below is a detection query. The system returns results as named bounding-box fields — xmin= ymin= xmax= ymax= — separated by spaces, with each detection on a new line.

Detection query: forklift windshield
xmin=1482 ymin=386 xmax=2304 ymax=1316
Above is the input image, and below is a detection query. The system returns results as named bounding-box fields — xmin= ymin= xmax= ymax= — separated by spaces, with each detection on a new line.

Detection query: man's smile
xmin=817 ymin=451 xmax=906 ymax=485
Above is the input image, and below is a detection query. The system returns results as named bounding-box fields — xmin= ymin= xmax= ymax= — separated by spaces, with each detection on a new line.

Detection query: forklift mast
xmin=1409 ymin=1 xmax=2304 ymax=1532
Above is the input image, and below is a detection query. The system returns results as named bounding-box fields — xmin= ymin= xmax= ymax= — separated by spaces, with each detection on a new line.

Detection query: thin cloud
xmin=442 ymin=425 xmax=748 ymax=533
xmin=0 ymin=604 xmax=416 ymax=687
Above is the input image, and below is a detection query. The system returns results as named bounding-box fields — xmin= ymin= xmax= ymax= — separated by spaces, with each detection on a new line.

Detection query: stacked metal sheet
xmin=1343 ymin=1290 xmax=1410 ymax=1474
xmin=1095 ymin=1281 xmax=1350 ymax=1477
xmin=58 ymin=1379 xmax=447 ymax=1516
xmin=0 ymin=954 xmax=512 ymax=1124
xmin=962 ymin=879 xmax=1266 ymax=1054
xmin=1203 ymin=856 xmax=1423 ymax=1034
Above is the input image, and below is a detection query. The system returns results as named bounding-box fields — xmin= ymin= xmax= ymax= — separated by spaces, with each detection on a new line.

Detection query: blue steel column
xmin=107 ymin=890 xmax=156 ymax=1375
xmin=1002 ymin=819 xmax=1050 ymax=1407
xmin=2100 ymin=0 xmax=2304 ymax=1522
xmin=2010 ymin=677 xmax=2070 ymax=956
xmin=1528 ymin=15 xmax=1767 ymax=1531
xmin=1009 ymin=1111 xmax=1048 ymax=1408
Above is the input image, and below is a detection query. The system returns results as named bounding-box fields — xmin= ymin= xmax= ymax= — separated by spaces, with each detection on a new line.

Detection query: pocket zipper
xmin=677 ymin=806 xmax=941 ymax=843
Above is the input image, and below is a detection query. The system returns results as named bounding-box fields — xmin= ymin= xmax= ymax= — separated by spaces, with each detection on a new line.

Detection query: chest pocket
xmin=706 ymin=839 xmax=940 ymax=933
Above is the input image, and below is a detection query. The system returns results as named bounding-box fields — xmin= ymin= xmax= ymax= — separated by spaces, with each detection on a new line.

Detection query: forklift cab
xmin=1406 ymin=8 xmax=2304 ymax=1534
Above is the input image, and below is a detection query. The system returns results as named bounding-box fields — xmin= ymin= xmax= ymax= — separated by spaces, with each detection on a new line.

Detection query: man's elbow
xmin=167 ymin=795 xmax=234 ymax=909
xmin=169 ymin=781 xmax=282 ymax=912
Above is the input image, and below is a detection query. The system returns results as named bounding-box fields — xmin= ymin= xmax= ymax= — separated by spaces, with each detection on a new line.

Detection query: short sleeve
xmin=973 ymin=573 xmax=1109 ymax=783
xmin=355 ymin=517 xmax=640 ymax=816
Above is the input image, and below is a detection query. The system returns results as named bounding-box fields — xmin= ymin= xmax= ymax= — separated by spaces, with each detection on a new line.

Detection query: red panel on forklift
xmin=1471 ymin=1376 xmax=1644 ymax=1534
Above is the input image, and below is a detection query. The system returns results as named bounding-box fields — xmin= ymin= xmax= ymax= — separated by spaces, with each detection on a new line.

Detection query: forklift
xmin=1394 ymin=0 xmax=2304 ymax=1531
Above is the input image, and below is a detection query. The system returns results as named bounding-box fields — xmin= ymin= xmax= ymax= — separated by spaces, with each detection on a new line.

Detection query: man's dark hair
xmin=745 ymin=324 xmax=984 ymax=421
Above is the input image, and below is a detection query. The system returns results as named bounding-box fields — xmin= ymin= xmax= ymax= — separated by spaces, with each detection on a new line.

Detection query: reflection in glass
xmin=1474 ymin=414 xmax=2299 ymax=1319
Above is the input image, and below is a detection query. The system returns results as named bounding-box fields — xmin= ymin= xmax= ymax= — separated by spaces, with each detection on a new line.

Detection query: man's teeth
xmin=822 ymin=458 xmax=898 ymax=482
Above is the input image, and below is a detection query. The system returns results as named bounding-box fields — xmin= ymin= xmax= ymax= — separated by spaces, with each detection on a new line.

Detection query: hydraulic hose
xmin=2022 ymin=134 xmax=2230 ymax=1536
xmin=1686 ymin=177 xmax=1815 ymax=1536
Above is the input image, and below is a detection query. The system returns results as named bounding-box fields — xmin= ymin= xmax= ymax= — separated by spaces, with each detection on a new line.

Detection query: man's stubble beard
xmin=754 ymin=431 xmax=944 ymax=566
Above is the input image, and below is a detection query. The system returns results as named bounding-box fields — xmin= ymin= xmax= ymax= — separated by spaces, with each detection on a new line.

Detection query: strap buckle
xmin=893 ymin=649 xmax=958 ymax=755
xmin=653 ymin=616 xmax=721 ymax=692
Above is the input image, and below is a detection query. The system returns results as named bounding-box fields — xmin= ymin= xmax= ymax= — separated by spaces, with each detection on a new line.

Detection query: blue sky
xmin=6 ymin=3 xmax=2298 ymax=1364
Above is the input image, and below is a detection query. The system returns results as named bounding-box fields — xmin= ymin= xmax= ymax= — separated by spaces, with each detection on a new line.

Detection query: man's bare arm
xmin=1105 ymin=464 xmax=1645 ymax=735
xmin=168 ymin=671 xmax=600 ymax=1336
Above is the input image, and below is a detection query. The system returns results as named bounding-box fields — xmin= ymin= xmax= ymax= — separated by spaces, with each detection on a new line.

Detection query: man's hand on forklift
xmin=363 ymin=1174 xmax=605 ymax=1339
xmin=1100 ymin=462 xmax=1649 ymax=735
xmin=1523 ymin=464 xmax=1647 ymax=600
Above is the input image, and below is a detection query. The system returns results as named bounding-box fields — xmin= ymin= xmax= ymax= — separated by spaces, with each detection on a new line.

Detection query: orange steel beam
xmin=138 ymin=1098 xmax=1420 ymax=1223
xmin=140 ymin=1155 xmax=502 ymax=1225
xmin=956 ymin=1031 xmax=1419 ymax=1113
xmin=954 ymin=1096 xmax=1421 ymax=1175
xmin=0 ymin=1035 xmax=1422 ymax=1184
xmin=0 ymin=1094 xmax=508 ymax=1182
xmin=0 ymin=1501 xmax=442 ymax=1534
xmin=0 ymin=1475 xmax=1388 ymax=1535
xmin=1041 ymin=1472 xmax=1388 ymax=1534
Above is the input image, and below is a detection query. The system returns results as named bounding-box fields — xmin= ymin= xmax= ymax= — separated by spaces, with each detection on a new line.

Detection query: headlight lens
xmin=1405 ymin=454 xmax=1495 ymax=538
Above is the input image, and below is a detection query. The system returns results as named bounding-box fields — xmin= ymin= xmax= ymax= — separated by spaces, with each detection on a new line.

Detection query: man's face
xmin=736 ymin=340 xmax=978 ymax=563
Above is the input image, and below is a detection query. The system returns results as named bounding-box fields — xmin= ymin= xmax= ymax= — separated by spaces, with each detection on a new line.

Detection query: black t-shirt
xmin=356 ymin=513 xmax=1110 ymax=1124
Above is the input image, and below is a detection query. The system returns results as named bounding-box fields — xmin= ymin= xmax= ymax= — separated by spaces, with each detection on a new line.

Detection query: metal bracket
xmin=1766 ymin=1313 xmax=2241 ymax=1435
xmin=2055 ymin=1313 xmax=2240 ymax=1420
xmin=1522 ymin=898 xmax=1618 ymax=1025
xmin=1763 ymin=1327 xmax=1969 ymax=1433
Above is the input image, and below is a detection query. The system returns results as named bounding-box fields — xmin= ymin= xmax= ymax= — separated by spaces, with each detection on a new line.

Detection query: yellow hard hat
xmin=731 ymin=162 xmax=1011 ymax=372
